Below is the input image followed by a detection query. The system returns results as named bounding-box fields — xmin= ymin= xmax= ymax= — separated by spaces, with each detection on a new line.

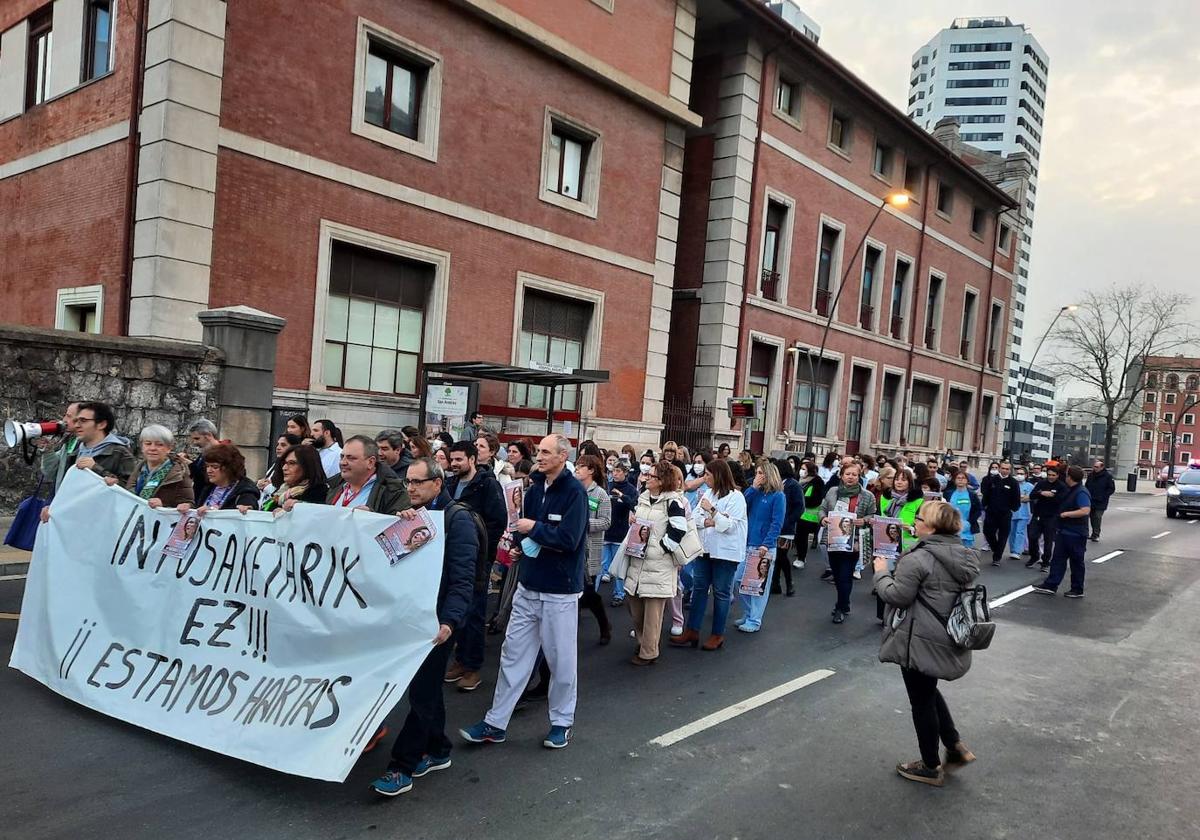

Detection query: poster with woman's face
xmin=872 ymin=516 xmax=904 ymax=561
xmin=738 ymin=548 xmax=772 ymax=597
xmin=825 ymin=512 xmax=855 ymax=553
xmin=375 ymin=509 xmax=438 ymax=566
xmin=162 ymin=512 xmax=201 ymax=559
xmin=502 ymin=480 xmax=523 ymax=532
xmin=624 ymin=519 xmax=652 ymax=559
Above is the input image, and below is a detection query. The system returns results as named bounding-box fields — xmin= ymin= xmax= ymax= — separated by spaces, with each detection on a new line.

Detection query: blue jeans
xmin=602 ymin=542 xmax=625 ymax=599
xmin=1043 ymin=531 xmax=1086 ymax=593
xmin=734 ymin=551 xmax=776 ymax=631
xmin=1009 ymin=517 xmax=1030 ymax=555
xmin=686 ymin=554 xmax=737 ymax=635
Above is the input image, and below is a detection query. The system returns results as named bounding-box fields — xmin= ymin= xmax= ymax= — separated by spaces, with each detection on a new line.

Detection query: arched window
xmin=1166 ymin=373 xmax=1180 ymax=390
xmin=1146 ymin=373 xmax=1158 ymax=388
xmin=1187 ymin=375 xmax=1199 ymax=391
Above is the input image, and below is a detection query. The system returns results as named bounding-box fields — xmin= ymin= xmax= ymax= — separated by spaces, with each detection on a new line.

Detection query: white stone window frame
xmin=887 ymin=251 xmax=915 ymax=343
xmin=771 ymin=62 xmax=804 ymax=131
xmin=588 ymin=0 xmax=615 ymax=12
xmin=744 ymin=330 xmax=786 ymax=440
xmin=54 ymin=284 xmax=104 ymax=333
xmin=923 ymin=268 xmax=948 ymax=353
xmin=351 ymin=17 xmax=442 ymax=163
xmin=870 ymin=133 xmax=896 ymax=185
xmin=877 ymin=365 xmax=908 ymax=446
xmin=827 ymin=105 xmax=853 ymax=159
xmin=510 ymin=272 xmax=605 ymax=417
xmin=757 ymin=187 xmax=796 ymax=303
xmin=309 ymin=220 xmax=449 ymax=394
xmin=847 ymin=357 xmax=877 ymax=449
xmin=996 ymin=219 xmax=1013 ymax=255
xmin=539 ymin=107 xmax=603 ymax=219
xmin=985 ymin=296 xmax=1006 ymax=371
xmin=960 ymin=283 xmax=981 ymax=362
xmin=792 ymin=344 xmax=844 ymax=443
xmin=908 ymin=373 xmax=945 ymax=451
xmin=811 ymin=213 xmax=846 ymax=314
xmin=857 ymin=237 xmax=887 ymax=332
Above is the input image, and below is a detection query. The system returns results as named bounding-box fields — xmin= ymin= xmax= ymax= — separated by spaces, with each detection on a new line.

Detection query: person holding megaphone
xmin=38 ymin=402 xmax=135 ymax=523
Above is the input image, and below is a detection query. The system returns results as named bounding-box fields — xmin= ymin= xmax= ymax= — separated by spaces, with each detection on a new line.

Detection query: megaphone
xmin=4 ymin=419 xmax=65 ymax=449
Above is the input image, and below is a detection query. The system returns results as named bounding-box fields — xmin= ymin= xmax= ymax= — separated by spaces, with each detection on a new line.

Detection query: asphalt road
xmin=2 ymin=491 xmax=1198 ymax=840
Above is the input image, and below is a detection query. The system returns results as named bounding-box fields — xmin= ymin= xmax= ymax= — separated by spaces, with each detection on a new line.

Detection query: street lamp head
xmin=886 ymin=192 xmax=910 ymax=208
xmin=1061 ymin=305 xmax=1079 ymax=313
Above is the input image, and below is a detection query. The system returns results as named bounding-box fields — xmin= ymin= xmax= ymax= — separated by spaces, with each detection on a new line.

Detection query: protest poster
xmin=738 ymin=549 xmax=772 ymax=597
xmin=923 ymin=489 xmax=943 ymax=502
xmin=10 ymin=468 xmax=443 ymax=782
xmin=374 ymin=510 xmax=437 ymax=566
xmin=624 ymin=519 xmax=653 ymax=559
xmin=161 ymin=511 xmax=200 ymax=559
xmin=871 ymin=516 xmax=904 ymax=561
xmin=502 ymin=479 xmax=524 ymax=532
xmin=825 ymin=512 xmax=856 ymax=552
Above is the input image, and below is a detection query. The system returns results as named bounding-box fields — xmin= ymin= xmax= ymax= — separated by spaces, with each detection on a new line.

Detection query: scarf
xmin=891 ymin=490 xmax=909 ymax=505
xmin=204 ymin=483 xmax=236 ymax=509
xmin=263 ymin=481 xmax=309 ymax=512
xmin=135 ymin=460 xmax=174 ymax=499
xmin=837 ymin=481 xmax=862 ymax=499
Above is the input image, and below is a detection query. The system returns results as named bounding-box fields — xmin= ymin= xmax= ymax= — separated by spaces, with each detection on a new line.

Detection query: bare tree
xmin=1048 ymin=285 xmax=1199 ymax=467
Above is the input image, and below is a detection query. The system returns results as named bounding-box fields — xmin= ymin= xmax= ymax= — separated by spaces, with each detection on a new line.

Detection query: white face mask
xmin=1015 ymin=474 xmax=1026 ymax=481
xmin=640 ymin=463 xmax=652 ymax=475
xmin=692 ymin=463 xmax=704 ymax=475
xmin=989 ymin=468 xmax=1000 ymax=476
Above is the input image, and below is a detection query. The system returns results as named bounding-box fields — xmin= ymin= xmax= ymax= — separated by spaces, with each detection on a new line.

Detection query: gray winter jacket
xmin=874 ymin=533 xmax=981 ymax=681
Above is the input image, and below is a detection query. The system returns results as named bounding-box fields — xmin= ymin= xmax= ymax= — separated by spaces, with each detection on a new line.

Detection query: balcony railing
xmin=960 ymin=339 xmax=971 ymax=361
xmin=987 ymin=347 xmax=997 ymax=369
xmin=924 ymin=327 xmax=937 ymax=349
xmin=815 ymin=287 xmax=831 ymax=317
xmin=760 ymin=269 xmax=780 ymax=301
xmin=859 ymin=304 xmax=874 ymax=331
xmin=890 ymin=315 xmax=904 ymax=340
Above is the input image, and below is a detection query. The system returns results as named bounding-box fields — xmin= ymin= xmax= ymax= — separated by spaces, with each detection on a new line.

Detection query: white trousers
xmin=485 ymin=584 xmax=579 ymax=730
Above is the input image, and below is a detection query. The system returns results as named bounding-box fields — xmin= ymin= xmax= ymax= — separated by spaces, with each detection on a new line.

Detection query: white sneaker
xmin=669 ymin=625 xmax=684 ymax=637
xmin=600 ymin=574 xmax=612 ymax=583
xmin=852 ymin=570 xmax=862 ymax=580
xmin=792 ymin=559 xmax=805 ymax=569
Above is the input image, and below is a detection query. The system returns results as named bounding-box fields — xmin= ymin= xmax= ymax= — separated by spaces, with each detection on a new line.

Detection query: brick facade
xmin=1135 ymin=356 xmax=1200 ymax=482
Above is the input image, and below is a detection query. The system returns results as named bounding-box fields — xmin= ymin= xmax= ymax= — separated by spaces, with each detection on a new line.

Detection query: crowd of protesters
xmin=29 ymin=400 xmax=1117 ymax=791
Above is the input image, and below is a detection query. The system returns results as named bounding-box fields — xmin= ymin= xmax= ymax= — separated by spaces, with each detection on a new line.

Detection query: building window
xmin=774 ymin=73 xmax=801 ymax=122
xmin=1141 ymin=430 xmax=1152 ymax=441
xmin=1182 ymin=452 xmax=1193 ymax=464
xmin=26 ymin=7 xmax=54 ymax=109
xmin=82 ymin=0 xmax=114 ymax=82
xmin=986 ymin=302 xmax=1003 ymax=369
xmin=1166 ymin=393 xmax=1177 ymax=405
xmin=998 ymin=223 xmax=1012 ymax=252
xmin=960 ymin=291 xmax=977 ymax=361
xmin=793 ymin=356 xmax=837 ymax=438
xmin=352 ymin=19 xmax=442 ymax=161
xmin=872 ymin=141 xmax=894 ymax=180
xmin=514 ymin=291 xmax=592 ymax=411
xmin=1145 ymin=391 xmax=1156 ymax=403
xmin=1183 ymin=433 xmax=1194 ymax=445
xmin=760 ymin=198 xmax=792 ymax=302
xmin=908 ymin=382 xmax=938 ymax=447
xmin=971 ymin=206 xmax=987 ymax=238
xmin=924 ymin=274 xmax=943 ymax=350
xmin=539 ymin=110 xmax=603 ymax=217
xmin=1186 ymin=414 xmax=1196 ymax=426
xmin=323 ymin=242 xmax=429 ymax=395
xmin=55 ymin=285 xmax=104 ymax=334
xmin=890 ymin=259 xmax=910 ymax=340
xmin=879 ymin=373 xmax=902 ymax=443
xmin=829 ymin=110 xmax=851 ymax=153
xmin=945 ymin=390 xmax=971 ymax=451
xmin=1143 ymin=412 xmax=1154 ymax=422
xmin=1140 ymin=450 xmax=1151 ymax=461
xmin=1166 ymin=373 xmax=1180 ymax=390
xmin=1164 ymin=413 xmax=1175 ymax=425
xmin=936 ymin=181 xmax=954 ymax=216
xmin=903 ymin=162 xmax=922 ymax=196
xmin=859 ymin=245 xmax=882 ymax=330
xmin=1187 ymin=375 xmax=1199 ymax=391
xmin=814 ymin=223 xmax=841 ymax=316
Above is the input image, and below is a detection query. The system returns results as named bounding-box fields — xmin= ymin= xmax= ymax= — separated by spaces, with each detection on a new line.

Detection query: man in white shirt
xmin=312 ymin=418 xmax=343 ymax=479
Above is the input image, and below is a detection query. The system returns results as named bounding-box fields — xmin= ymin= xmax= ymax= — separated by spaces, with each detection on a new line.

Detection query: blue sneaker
xmin=460 ymin=720 xmax=507 ymax=744
xmin=412 ymin=753 xmax=452 ymax=777
xmin=543 ymin=725 xmax=571 ymax=749
xmin=370 ymin=769 xmax=413 ymax=797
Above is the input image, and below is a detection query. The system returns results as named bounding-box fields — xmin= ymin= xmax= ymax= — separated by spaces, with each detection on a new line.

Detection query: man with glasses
xmin=39 ymin=401 xmax=134 ymax=523
xmin=460 ymin=433 xmax=588 ymax=750
xmin=324 ymin=435 xmax=409 ymax=514
xmin=369 ymin=457 xmax=479 ymax=798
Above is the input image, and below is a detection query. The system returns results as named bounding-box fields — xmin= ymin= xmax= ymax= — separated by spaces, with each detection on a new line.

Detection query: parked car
xmin=1156 ymin=465 xmax=1173 ymax=488
xmin=1166 ymin=469 xmax=1200 ymax=518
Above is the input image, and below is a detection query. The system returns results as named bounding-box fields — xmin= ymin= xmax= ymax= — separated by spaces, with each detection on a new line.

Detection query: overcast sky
xmin=802 ymin=0 xmax=1200 ymax=370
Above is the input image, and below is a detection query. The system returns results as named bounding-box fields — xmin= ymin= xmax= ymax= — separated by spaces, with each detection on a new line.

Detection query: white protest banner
xmin=10 ymin=468 xmax=443 ymax=782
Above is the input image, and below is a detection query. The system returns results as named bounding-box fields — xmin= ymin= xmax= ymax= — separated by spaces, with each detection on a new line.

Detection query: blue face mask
xmin=521 ymin=537 xmax=541 ymax=558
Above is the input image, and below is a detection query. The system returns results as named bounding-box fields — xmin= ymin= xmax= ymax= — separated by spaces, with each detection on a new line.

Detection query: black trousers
xmin=772 ymin=544 xmax=793 ymax=591
xmin=829 ymin=551 xmax=857 ymax=613
xmin=388 ymin=639 xmax=454 ymax=773
xmin=901 ymin=667 xmax=960 ymax=768
xmin=982 ymin=510 xmax=1012 ymax=563
xmin=579 ymin=575 xmax=611 ymax=637
xmin=796 ymin=519 xmax=819 ymax=564
xmin=1027 ymin=515 xmax=1057 ymax=565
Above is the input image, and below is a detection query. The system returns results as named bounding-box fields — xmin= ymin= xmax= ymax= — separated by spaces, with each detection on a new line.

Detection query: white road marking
xmin=989 ymin=585 xmax=1035 ymax=609
xmin=1151 ymin=531 xmax=1171 ymax=540
xmin=1092 ymin=550 xmax=1125 ymax=565
xmin=649 ymin=669 xmax=835 ymax=747
xmin=1188 ymin=519 xmax=1198 ymax=525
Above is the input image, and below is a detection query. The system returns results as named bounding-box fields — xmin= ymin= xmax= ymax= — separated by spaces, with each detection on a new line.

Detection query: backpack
xmin=446 ymin=502 xmax=490 ymax=594
xmin=917 ymin=585 xmax=995 ymax=651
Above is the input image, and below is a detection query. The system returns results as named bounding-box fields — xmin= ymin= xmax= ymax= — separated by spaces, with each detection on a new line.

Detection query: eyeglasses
xmin=914 ymin=516 xmax=925 ymax=522
xmin=405 ymin=477 xmax=437 ymax=486
xmin=77 ymin=416 xmax=97 ymax=424
xmin=283 ymin=459 xmax=299 ymax=466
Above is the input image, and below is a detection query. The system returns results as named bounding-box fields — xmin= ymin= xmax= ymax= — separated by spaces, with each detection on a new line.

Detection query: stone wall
xmin=0 ymin=324 xmax=224 ymax=512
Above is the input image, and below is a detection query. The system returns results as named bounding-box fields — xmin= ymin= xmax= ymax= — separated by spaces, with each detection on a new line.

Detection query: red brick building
xmin=1134 ymin=356 xmax=1200 ymax=482
xmin=1 ymin=0 xmax=700 ymax=446
xmin=665 ymin=0 xmax=1024 ymax=461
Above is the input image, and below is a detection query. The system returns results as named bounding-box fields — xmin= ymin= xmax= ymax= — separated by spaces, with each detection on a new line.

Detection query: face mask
xmin=1015 ymin=474 xmax=1026 ymax=481
xmin=692 ymin=463 xmax=704 ymax=475
xmin=989 ymin=468 xmax=1000 ymax=476
xmin=640 ymin=463 xmax=652 ymax=475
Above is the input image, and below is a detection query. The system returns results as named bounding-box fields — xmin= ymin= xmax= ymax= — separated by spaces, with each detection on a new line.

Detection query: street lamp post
xmin=1166 ymin=395 xmax=1200 ymax=482
xmin=801 ymin=192 xmax=910 ymax=456
xmin=1006 ymin=303 xmax=1078 ymax=462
